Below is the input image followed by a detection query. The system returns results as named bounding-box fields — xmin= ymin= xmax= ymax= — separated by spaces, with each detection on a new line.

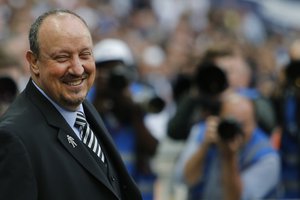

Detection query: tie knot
xmin=74 ymin=111 xmax=87 ymax=129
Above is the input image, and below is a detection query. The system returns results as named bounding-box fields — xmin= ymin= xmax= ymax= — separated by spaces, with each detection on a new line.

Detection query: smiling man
xmin=0 ymin=9 xmax=141 ymax=200
xmin=27 ymin=10 xmax=95 ymax=111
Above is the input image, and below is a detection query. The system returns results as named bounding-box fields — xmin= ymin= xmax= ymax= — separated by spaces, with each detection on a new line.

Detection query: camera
xmin=217 ymin=118 xmax=243 ymax=141
xmin=194 ymin=62 xmax=229 ymax=115
xmin=194 ymin=62 xmax=228 ymax=96
xmin=0 ymin=76 xmax=18 ymax=103
xmin=108 ymin=70 xmax=130 ymax=91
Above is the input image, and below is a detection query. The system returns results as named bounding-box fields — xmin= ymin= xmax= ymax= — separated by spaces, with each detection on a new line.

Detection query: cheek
xmin=229 ymin=71 xmax=239 ymax=81
xmin=88 ymin=73 xmax=96 ymax=88
xmin=39 ymin=61 xmax=67 ymax=79
xmin=86 ymin=63 xmax=96 ymax=81
xmin=243 ymin=121 xmax=252 ymax=136
xmin=38 ymin=66 xmax=67 ymax=92
xmin=87 ymin=62 xmax=96 ymax=74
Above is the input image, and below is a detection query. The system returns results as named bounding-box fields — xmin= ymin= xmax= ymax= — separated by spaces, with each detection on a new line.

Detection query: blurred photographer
xmin=272 ymin=42 xmax=300 ymax=198
xmin=90 ymin=38 xmax=159 ymax=200
xmin=0 ymin=49 xmax=22 ymax=116
xmin=167 ymin=47 xmax=276 ymax=141
xmin=0 ymin=76 xmax=18 ymax=116
xmin=174 ymin=92 xmax=280 ymax=200
xmin=167 ymin=60 xmax=228 ymax=141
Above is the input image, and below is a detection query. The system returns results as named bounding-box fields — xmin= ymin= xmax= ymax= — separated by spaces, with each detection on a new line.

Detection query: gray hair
xmin=28 ymin=9 xmax=89 ymax=58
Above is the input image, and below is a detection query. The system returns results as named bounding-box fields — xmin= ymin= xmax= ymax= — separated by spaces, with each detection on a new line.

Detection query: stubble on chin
xmin=61 ymin=94 xmax=86 ymax=111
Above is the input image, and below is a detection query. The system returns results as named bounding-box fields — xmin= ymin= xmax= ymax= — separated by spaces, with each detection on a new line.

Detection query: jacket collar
xmin=24 ymin=79 xmax=121 ymax=199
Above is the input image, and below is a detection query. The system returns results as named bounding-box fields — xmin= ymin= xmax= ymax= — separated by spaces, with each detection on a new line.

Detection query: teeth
xmin=68 ymin=79 xmax=82 ymax=86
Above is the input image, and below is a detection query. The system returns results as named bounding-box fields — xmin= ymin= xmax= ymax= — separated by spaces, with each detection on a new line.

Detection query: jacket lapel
xmin=57 ymin=130 xmax=117 ymax=195
xmin=24 ymin=80 xmax=120 ymax=198
xmin=82 ymin=101 xmax=142 ymax=195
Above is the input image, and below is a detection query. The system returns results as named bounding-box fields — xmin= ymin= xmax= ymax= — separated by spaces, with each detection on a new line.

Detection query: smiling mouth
xmin=66 ymin=79 xmax=84 ymax=86
xmin=61 ymin=73 xmax=89 ymax=87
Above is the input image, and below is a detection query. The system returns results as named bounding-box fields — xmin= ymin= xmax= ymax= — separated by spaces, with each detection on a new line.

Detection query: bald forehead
xmin=221 ymin=93 xmax=254 ymax=115
xmin=37 ymin=13 xmax=92 ymax=49
xmin=40 ymin=13 xmax=89 ymax=33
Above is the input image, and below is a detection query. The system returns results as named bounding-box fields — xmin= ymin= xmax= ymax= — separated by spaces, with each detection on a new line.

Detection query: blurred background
xmin=1 ymin=0 xmax=300 ymax=199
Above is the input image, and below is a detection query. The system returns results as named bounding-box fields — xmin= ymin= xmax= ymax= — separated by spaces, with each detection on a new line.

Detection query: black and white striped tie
xmin=74 ymin=111 xmax=105 ymax=163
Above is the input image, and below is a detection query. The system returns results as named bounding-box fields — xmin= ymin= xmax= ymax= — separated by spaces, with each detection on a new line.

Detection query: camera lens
xmin=195 ymin=62 xmax=228 ymax=96
xmin=0 ymin=77 xmax=18 ymax=103
xmin=217 ymin=118 xmax=243 ymax=141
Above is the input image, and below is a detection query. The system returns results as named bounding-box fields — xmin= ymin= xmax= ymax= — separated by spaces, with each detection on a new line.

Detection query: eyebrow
xmin=49 ymin=47 xmax=91 ymax=56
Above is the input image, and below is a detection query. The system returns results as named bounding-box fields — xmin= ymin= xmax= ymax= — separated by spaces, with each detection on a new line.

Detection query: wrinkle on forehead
xmin=38 ymin=13 xmax=93 ymax=54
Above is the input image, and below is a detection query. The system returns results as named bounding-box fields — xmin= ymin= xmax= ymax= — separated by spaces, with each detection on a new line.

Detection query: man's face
xmin=29 ymin=14 xmax=95 ymax=111
xmin=215 ymin=55 xmax=251 ymax=89
xmin=220 ymin=94 xmax=255 ymax=141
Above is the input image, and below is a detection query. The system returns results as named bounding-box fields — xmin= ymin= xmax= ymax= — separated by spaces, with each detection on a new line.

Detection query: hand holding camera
xmin=204 ymin=116 xmax=244 ymax=153
xmin=203 ymin=116 xmax=220 ymax=146
xmin=217 ymin=118 xmax=244 ymax=155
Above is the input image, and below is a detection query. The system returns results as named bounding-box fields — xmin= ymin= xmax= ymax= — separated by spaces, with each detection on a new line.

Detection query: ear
xmin=26 ymin=51 xmax=39 ymax=76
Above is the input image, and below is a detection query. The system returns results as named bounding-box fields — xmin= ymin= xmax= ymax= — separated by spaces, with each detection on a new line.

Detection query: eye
xmin=80 ymin=51 xmax=92 ymax=59
xmin=55 ymin=55 xmax=69 ymax=62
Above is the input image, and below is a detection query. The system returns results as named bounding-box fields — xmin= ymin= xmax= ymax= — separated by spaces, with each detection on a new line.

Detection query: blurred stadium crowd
xmin=1 ymin=0 xmax=300 ymax=199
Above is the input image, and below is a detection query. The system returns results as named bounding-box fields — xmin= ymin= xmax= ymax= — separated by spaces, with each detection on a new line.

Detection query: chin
xmin=71 ymin=97 xmax=85 ymax=105
xmin=61 ymin=96 xmax=85 ymax=110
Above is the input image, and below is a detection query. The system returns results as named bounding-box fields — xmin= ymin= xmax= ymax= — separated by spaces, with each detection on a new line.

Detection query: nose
xmin=69 ymin=56 xmax=84 ymax=75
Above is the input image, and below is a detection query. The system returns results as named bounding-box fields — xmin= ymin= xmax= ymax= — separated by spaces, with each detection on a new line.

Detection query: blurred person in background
xmin=167 ymin=47 xmax=232 ymax=141
xmin=91 ymin=38 xmax=159 ymax=200
xmin=213 ymin=47 xmax=277 ymax=137
xmin=0 ymin=76 xmax=18 ymax=116
xmin=167 ymin=46 xmax=276 ymax=141
xmin=174 ymin=91 xmax=280 ymax=200
xmin=0 ymin=49 xmax=23 ymax=116
xmin=272 ymin=39 xmax=300 ymax=198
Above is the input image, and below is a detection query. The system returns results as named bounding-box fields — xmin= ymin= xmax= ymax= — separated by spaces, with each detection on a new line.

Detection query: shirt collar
xmin=31 ymin=80 xmax=84 ymax=128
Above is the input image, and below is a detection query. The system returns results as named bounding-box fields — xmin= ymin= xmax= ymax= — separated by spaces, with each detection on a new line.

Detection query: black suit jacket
xmin=0 ymin=80 xmax=142 ymax=200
